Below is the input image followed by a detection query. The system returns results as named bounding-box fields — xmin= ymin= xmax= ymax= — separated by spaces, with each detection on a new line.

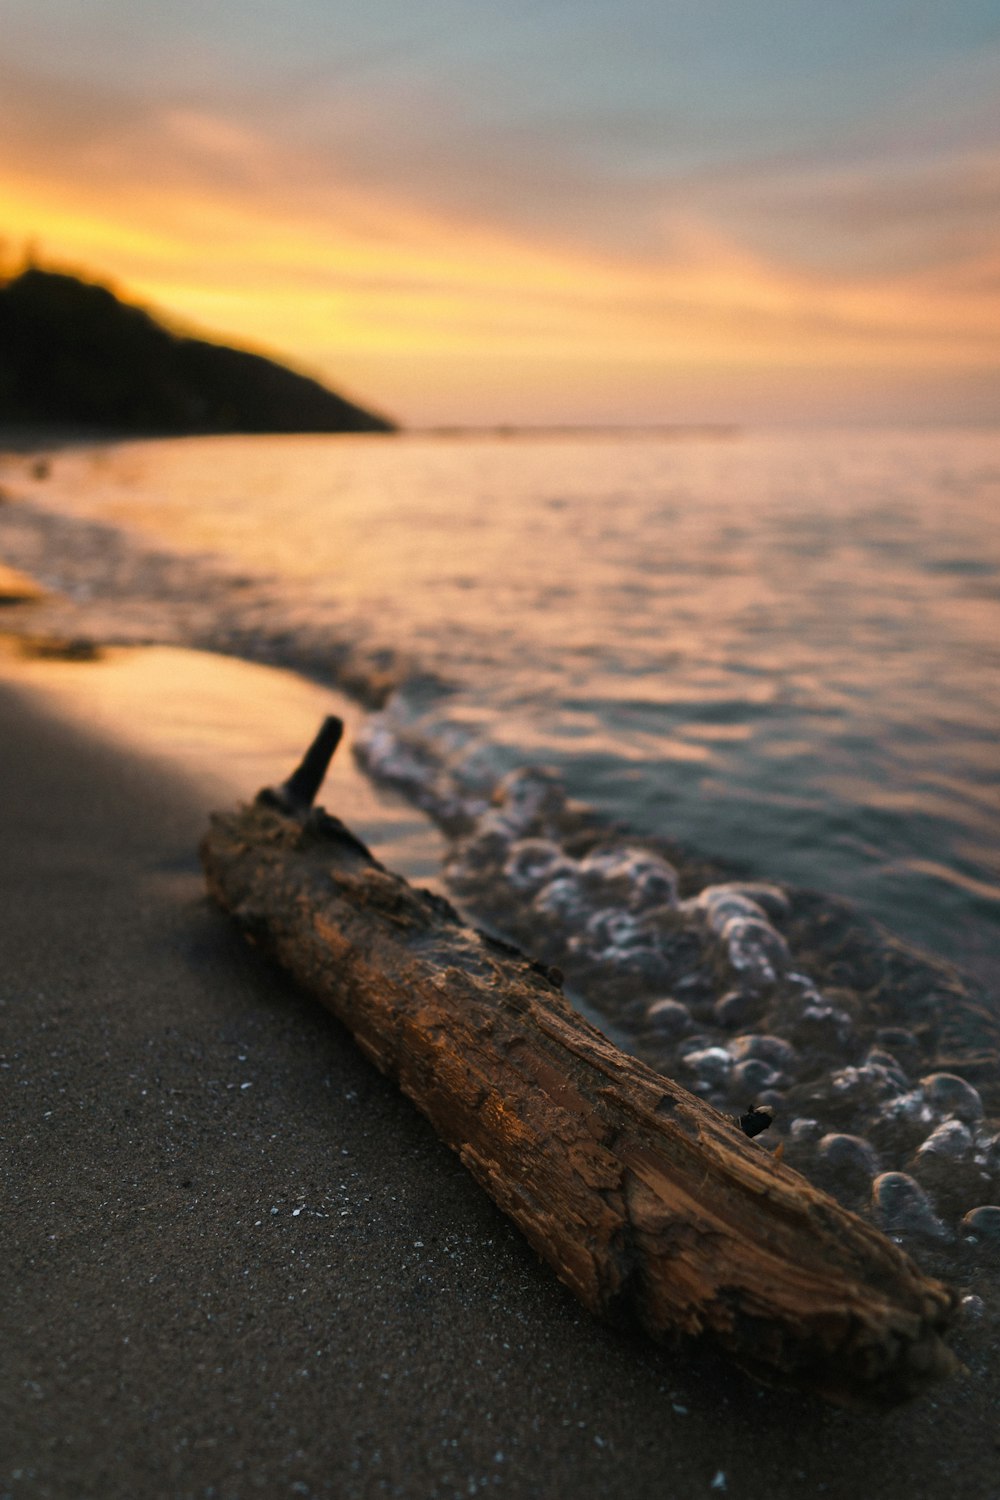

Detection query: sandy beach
xmin=1 ymin=639 xmax=998 ymax=1500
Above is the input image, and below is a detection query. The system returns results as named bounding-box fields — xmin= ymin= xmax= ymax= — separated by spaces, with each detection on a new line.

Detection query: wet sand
xmin=2 ymin=649 xmax=999 ymax=1500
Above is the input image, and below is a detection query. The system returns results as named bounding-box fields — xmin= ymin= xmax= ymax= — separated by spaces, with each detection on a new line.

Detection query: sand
xmin=2 ymin=645 xmax=999 ymax=1500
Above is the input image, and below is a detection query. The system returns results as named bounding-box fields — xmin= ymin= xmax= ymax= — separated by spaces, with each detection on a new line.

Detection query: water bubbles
xmin=876 ymin=1088 xmax=935 ymax=1128
xmin=682 ymin=1047 xmax=734 ymax=1089
xmin=355 ymin=721 xmax=433 ymax=799
xmin=633 ymin=863 xmax=680 ymax=909
xmin=722 ymin=916 xmax=790 ymax=987
xmin=961 ymin=1206 xmax=1000 ymax=1239
xmin=830 ymin=1062 xmax=908 ymax=1104
xmin=730 ymin=1057 xmax=781 ymax=1096
xmin=959 ymin=1293 xmax=987 ymax=1320
xmin=583 ymin=908 xmax=646 ymax=951
xmin=727 ymin=1033 xmax=798 ymax=1069
xmin=863 ymin=1049 xmax=910 ymax=1089
xmin=644 ymin=999 xmax=694 ymax=1037
xmin=594 ymin=945 xmax=672 ymax=990
xmin=494 ymin=767 xmax=565 ymax=834
xmin=712 ymin=990 xmax=762 ymax=1029
xmin=362 ymin=711 xmax=999 ymax=1251
xmin=785 ymin=971 xmax=824 ymax=999
xmin=578 ymin=846 xmax=680 ymax=912
xmin=872 ymin=1172 xmax=949 ymax=1240
xmin=918 ymin=1073 xmax=984 ymax=1124
xmin=983 ymin=1132 xmax=1000 ymax=1174
xmin=916 ymin=1120 xmax=974 ymax=1160
xmin=533 ymin=874 xmax=587 ymax=924
xmin=817 ymin=1133 xmax=880 ymax=1189
xmin=691 ymin=882 xmax=789 ymax=922
xmin=910 ymin=1118 xmax=993 ymax=1221
xmin=789 ymin=1005 xmax=856 ymax=1055
xmin=874 ymin=1026 xmax=920 ymax=1059
xmin=502 ymin=839 xmax=572 ymax=893
xmin=696 ymin=889 xmax=772 ymax=934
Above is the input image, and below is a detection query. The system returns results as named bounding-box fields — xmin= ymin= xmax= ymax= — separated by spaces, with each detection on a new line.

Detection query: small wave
xmin=356 ymin=690 xmax=1000 ymax=1254
xmin=4 ymin=470 xmax=999 ymax=1258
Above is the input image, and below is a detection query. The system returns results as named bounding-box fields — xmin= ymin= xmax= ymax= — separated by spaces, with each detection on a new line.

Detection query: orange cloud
xmin=2 ymin=77 xmax=998 ymax=424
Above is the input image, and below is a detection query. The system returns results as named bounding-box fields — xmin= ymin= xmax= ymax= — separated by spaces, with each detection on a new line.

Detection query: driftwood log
xmin=200 ymin=718 xmax=959 ymax=1407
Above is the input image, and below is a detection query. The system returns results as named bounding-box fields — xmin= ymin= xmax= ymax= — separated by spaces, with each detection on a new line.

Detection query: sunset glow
xmin=2 ymin=2 xmax=998 ymax=425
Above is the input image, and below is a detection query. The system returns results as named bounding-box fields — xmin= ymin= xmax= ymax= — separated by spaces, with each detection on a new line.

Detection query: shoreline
xmin=2 ymin=643 xmax=1000 ymax=1498
xmin=0 ymin=638 xmax=445 ymax=886
xmin=3 ymin=425 xmax=999 ymax=993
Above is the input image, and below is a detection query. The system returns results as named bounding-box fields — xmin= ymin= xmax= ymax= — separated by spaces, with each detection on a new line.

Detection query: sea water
xmin=5 ymin=426 xmax=997 ymax=979
xmin=3 ymin=426 xmax=1000 ymax=1244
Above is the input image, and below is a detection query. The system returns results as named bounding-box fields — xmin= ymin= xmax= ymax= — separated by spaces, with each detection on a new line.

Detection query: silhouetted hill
xmin=0 ymin=268 xmax=395 ymax=434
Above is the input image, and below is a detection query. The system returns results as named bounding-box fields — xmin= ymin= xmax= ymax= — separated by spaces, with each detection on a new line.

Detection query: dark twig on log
xmin=200 ymin=719 xmax=959 ymax=1408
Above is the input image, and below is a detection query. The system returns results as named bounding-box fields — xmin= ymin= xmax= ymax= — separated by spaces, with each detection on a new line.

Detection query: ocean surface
xmin=5 ymin=422 xmax=1000 ymax=1245
xmin=6 ymin=426 xmax=998 ymax=984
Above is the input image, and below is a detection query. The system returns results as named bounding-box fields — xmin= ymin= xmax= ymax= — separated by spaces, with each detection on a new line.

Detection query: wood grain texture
xmin=201 ymin=780 xmax=959 ymax=1408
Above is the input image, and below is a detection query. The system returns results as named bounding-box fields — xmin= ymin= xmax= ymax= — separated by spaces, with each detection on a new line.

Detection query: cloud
xmin=675 ymin=143 xmax=1000 ymax=285
xmin=1 ymin=39 xmax=996 ymax=423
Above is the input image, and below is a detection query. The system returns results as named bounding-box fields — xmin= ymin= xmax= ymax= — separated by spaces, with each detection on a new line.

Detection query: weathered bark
xmin=200 ymin=719 xmax=958 ymax=1408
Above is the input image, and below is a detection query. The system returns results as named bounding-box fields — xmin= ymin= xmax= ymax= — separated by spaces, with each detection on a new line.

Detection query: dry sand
xmin=2 ymin=645 xmax=998 ymax=1500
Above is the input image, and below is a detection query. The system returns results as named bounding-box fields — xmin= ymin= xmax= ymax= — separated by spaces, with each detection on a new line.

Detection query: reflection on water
xmin=5 ymin=426 xmax=999 ymax=981
xmin=0 ymin=639 xmax=446 ymax=886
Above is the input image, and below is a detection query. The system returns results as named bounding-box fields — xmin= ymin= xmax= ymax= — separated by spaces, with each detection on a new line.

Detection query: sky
xmin=1 ymin=0 xmax=998 ymax=426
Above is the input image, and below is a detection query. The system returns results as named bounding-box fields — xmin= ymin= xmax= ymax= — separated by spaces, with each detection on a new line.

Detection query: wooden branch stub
xmin=200 ymin=734 xmax=959 ymax=1408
